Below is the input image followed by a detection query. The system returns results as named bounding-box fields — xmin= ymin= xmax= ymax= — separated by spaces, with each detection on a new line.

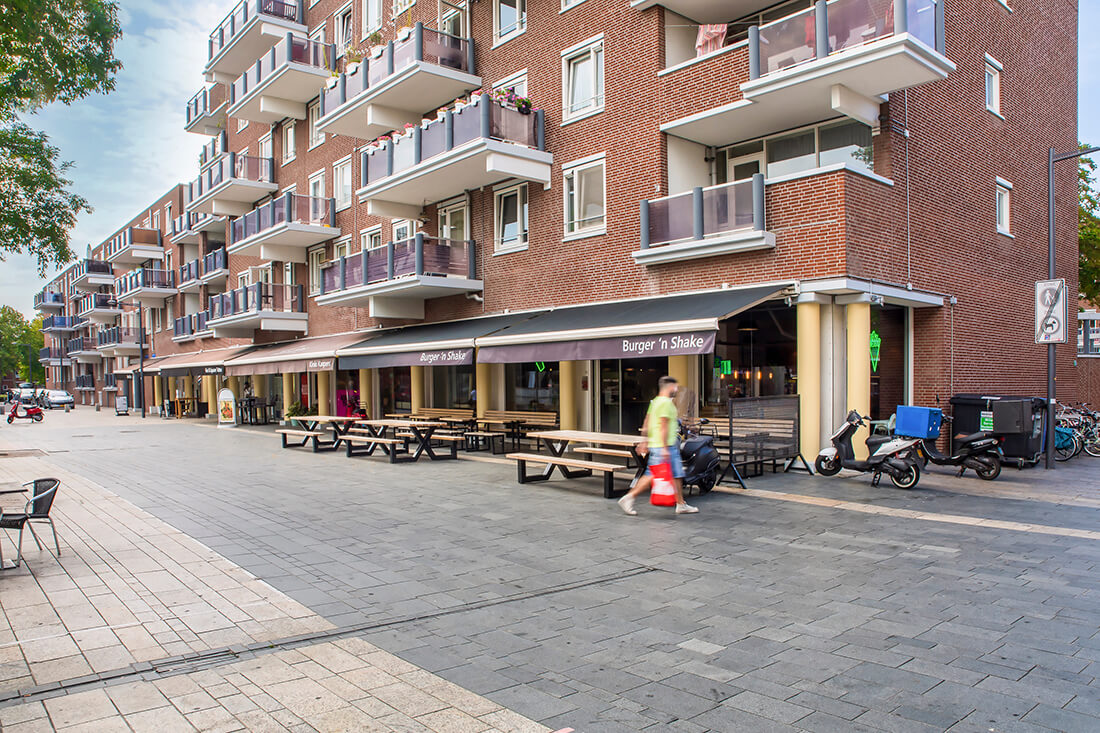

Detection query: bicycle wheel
xmin=1084 ymin=436 xmax=1100 ymax=458
xmin=1054 ymin=441 xmax=1074 ymax=462
xmin=1072 ymin=433 xmax=1085 ymax=458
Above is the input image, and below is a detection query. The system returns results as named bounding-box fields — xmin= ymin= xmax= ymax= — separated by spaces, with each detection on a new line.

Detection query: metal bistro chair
xmin=0 ymin=479 xmax=61 ymax=568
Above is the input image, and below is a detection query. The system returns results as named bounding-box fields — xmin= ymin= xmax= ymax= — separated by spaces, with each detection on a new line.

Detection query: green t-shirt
xmin=646 ymin=395 xmax=679 ymax=446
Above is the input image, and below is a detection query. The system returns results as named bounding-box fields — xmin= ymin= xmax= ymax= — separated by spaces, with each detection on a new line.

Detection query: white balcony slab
xmin=106 ymin=244 xmax=165 ymax=266
xmin=116 ymin=285 xmax=178 ymax=306
xmin=315 ymin=274 xmax=483 ymax=316
xmin=72 ymin=273 xmax=116 ymax=292
xmin=178 ymin=277 xmax=203 ymax=294
xmin=632 ymin=229 xmax=776 ymax=266
xmin=36 ymin=299 xmax=66 ymax=313
xmin=69 ymin=349 xmax=102 ymax=364
xmin=80 ymin=307 xmax=124 ymax=324
xmin=206 ymin=17 xmax=306 ymax=83
xmin=227 ymin=63 xmax=332 ymax=124
xmin=208 ymin=310 xmax=309 ymax=338
xmin=228 ymin=222 xmax=340 ymax=262
xmin=187 ymin=178 xmax=278 ymax=216
xmin=629 ymin=0 xmax=764 ymax=23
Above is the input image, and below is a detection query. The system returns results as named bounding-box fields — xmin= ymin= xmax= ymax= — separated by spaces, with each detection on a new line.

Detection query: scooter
xmin=7 ymin=401 xmax=44 ymax=424
xmin=680 ymin=419 xmax=722 ymax=495
xmin=914 ymin=415 xmax=1002 ymax=480
xmin=815 ymin=410 xmax=922 ymax=489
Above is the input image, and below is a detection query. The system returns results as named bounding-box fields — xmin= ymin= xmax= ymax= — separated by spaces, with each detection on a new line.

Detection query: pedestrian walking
xmin=618 ymin=376 xmax=699 ymax=516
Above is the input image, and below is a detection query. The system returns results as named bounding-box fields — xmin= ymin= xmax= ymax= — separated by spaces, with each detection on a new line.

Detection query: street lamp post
xmin=137 ymin=302 xmax=146 ymax=419
xmin=1046 ymin=145 xmax=1100 ymax=468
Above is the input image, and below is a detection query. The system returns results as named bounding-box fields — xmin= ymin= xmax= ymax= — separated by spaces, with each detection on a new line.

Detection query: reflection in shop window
xmin=700 ymin=305 xmax=797 ymax=417
xmin=432 ymin=364 xmax=474 ymax=409
xmin=505 ymin=362 xmax=558 ymax=411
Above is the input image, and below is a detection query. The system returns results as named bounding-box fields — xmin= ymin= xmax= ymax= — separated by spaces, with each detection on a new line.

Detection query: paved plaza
xmin=1 ymin=410 xmax=1099 ymax=732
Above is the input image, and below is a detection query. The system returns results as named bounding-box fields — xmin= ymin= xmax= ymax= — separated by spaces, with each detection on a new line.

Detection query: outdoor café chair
xmin=0 ymin=478 xmax=60 ymax=568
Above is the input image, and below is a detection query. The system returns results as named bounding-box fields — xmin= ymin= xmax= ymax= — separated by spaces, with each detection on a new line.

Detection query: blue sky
xmin=2 ymin=1 xmax=1098 ymax=318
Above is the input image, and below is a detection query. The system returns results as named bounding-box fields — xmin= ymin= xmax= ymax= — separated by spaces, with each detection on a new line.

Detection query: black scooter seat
xmin=865 ymin=435 xmax=893 ymax=448
xmin=954 ymin=431 xmax=994 ymax=445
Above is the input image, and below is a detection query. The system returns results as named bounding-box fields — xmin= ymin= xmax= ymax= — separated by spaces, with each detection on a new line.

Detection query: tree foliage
xmin=0 ymin=306 xmax=44 ymax=383
xmin=1081 ymin=148 xmax=1100 ymax=307
xmin=0 ymin=0 xmax=122 ymax=274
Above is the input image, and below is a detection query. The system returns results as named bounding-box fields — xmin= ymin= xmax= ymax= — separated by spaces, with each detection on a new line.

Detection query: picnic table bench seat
xmin=570 ymin=446 xmax=636 ymax=461
xmin=464 ymin=430 xmax=506 ymax=453
xmin=507 ymin=452 xmax=622 ymax=498
xmin=275 ymin=428 xmax=327 ymax=451
xmin=342 ymin=434 xmax=409 ymax=461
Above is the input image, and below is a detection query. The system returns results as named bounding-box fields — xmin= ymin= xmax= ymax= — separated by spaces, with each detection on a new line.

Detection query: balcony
xmin=201 ymin=248 xmax=230 ymax=287
xmin=76 ymin=293 xmax=124 ymax=323
xmin=105 ymin=227 xmax=164 ymax=266
xmin=74 ymin=374 xmax=95 ymax=391
xmin=357 ymin=95 xmax=551 ymax=219
xmin=315 ymin=235 xmax=480 ymax=319
xmin=206 ymin=0 xmax=306 ymax=84
xmin=227 ymin=36 xmax=334 ymax=124
xmin=633 ymin=175 xmax=775 ymax=266
xmin=67 ymin=337 xmax=101 ymax=363
xmin=103 ymin=373 xmax=118 ymax=392
xmin=185 ymin=84 xmax=229 ymax=135
xmin=41 ymin=316 xmax=84 ymax=333
xmin=39 ymin=347 xmax=71 ymax=366
xmin=97 ymin=326 xmax=142 ymax=357
xmin=72 ymin=259 xmax=115 ymax=292
xmin=318 ymin=23 xmax=480 ymax=141
xmin=199 ymin=132 xmax=230 ymax=168
xmin=228 ymin=194 xmax=338 ymax=263
xmin=34 ymin=291 xmax=66 ymax=312
xmin=115 ymin=269 xmax=177 ymax=305
xmin=186 ymin=152 xmax=277 ymax=217
xmin=173 ymin=312 xmax=212 ymax=343
xmin=661 ymin=0 xmax=951 ymax=146
xmin=179 ymin=259 xmax=202 ymax=293
xmin=207 ymin=283 xmax=307 ymax=338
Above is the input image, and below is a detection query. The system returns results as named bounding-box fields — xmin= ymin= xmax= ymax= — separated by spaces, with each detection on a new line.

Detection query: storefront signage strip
xmin=226 ymin=358 xmax=336 ymax=376
xmin=339 ymin=349 xmax=475 ymax=370
xmin=476 ymin=331 xmax=717 ymax=364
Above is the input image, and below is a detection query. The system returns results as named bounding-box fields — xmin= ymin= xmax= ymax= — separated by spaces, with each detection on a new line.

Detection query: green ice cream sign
xmin=869 ymin=330 xmax=881 ymax=372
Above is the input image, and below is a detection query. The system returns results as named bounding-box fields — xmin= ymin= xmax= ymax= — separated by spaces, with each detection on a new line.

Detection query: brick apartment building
xmin=34 ymin=0 xmax=1079 ymax=453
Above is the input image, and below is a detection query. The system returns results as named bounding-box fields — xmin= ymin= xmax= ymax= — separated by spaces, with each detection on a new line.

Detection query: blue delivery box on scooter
xmin=895 ymin=406 xmax=942 ymax=439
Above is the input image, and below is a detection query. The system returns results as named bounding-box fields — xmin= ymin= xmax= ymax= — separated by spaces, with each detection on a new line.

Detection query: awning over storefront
xmin=336 ymin=313 xmax=539 ymax=370
xmin=224 ymin=332 xmax=369 ymax=376
xmin=148 ymin=346 xmax=257 ymax=377
xmin=476 ymin=285 xmax=786 ymax=363
xmin=113 ymin=357 xmax=163 ymax=376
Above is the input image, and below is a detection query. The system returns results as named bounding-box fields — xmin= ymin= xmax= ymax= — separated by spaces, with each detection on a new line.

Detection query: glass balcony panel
xmin=392 ymin=239 xmax=416 ymax=277
xmin=421 ymin=120 xmax=446 ymax=160
xmin=490 ymin=104 xmax=536 ymax=146
xmin=452 ymin=102 xmax=480 ymax=146
xmin=235 ymin=154 xmax=273 ymax=181
xmin=828 ymin=0 xmax=893 ymax=54
xmin=422 ymin=237 xmax=468 ymax=277
xmin=421 ymin=28 xmax=467 ymax=71
xmin=345 ymin=253 xmax=364 ymax=287
xmin=758 ymin=6 xmax=816 ymax=76
xmin=366 ymin=248 xmax=389 ymax=283
xmin=365 ymin=150 xmax=387 ymax=184
xmin=701 ymin=180 xmax=755 ymax=236
xmin=392 ymin=134 xmax=416 ymax=174
xmin=367 ymin=48 xmax=391 ymax=87
xmin=322 ymin=264 xmax=340 ymax=292
xmin=393 ymin=36 xmax=417 ymax=71
xmin=907 ymin=0 xmax=937 ymax=47
xmin=647 ymin=192 xmax=696 ymax=246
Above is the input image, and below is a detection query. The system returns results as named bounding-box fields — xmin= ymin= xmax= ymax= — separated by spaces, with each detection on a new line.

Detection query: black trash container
xmin=948 ymin=394 xmax=1046 ymax=466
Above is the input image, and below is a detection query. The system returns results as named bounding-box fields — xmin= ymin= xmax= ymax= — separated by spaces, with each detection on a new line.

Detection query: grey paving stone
xmin=1022 ymin=703 xmax=1100 ymax=733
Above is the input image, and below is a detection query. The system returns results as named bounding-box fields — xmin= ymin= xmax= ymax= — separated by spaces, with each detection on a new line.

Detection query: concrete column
xmin=410 ymin=366 xmax=424 ymax=414
xmin=358 ymin=368 xmax=371 ymax=413
xmin=846 ymin=300 xmax=872 ymax=459
xmin=184 ymin=375 xmax=194 ymax=399
xmin=796 ymin=299 xmax=822 ymax=457
xmin=206 ymin=375 xmax=217 ymax=416
xmin=227 ymin=376 xmax=240 ymax=400
xmin=559 ymin=360 xmax=578 ymax=430
xmin=254 ymin=375 xmax=267 ymax=399
xmin=167 ymin=376 xmax=177 ymax=399
xmin=317 ymin=370 xmax=331 ymax=415
xmin=153 ymin=375 xmax=163 ymax=411
xmin=282 ymin=372 xmax=296 ymax=414
xmin=475 ymin=361 xmax=491 ymax=418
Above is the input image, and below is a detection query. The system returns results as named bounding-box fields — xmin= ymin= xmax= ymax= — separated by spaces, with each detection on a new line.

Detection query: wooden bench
xmin=276 ymin=428 xmax=326 ymax=452
xmin=507 ymin=452 xmax=621 ymax=498
xmin=570 ymin=445 xmax=637 ymax=467
xmin=480 ymin=410 xmax=559 ymax=448
xmin=342 ymin=434 xmax=408 ymax=461
xmin=416 ymin=407 xmax=475 ymax=422
xmin=464 ymin=430 xmax=506 ymax=454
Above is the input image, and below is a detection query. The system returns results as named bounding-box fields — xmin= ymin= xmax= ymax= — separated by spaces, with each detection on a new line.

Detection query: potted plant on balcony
xmin=344 ymin=45 xmax=363 ymax=74
xmin=396 ymin=10 xmax=413 ymax=40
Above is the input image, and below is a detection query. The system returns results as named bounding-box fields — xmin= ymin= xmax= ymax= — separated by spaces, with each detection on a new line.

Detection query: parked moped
xmin=914 ymin=415 xmax=1002 ymax=480
xmin=815 ymin=410 xmax=922 ymax=489
xmin=7 ymin=401 xmax=44 ymax=424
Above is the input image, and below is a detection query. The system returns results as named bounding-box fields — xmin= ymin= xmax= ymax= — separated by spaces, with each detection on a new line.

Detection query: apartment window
xmin=563 ymin=155 xmax=606 ymax=237
xmin=166 ymin=300 xmax=174 ymax=325
xmin=237 ymin=118 xmax=248 ymax=132
xmin=393 ymin=219 xmax=415 ymax=242
xmin=259 ymin=132 xmax=272 ymax=161
xmin=493 ymin=70 xmax=527 ymax=98
xmin=494 ymin=0 xmax=525 ymax=43
xmin=309 ymin=26 xmax=325 ymax=45
xmin=237 ymin=271 xmax=250 ymax=289
xmin=334 ymin=238 xmax=350 ymax=260
xmin=363 ymin=0 xmax=382 ymax=35
xmin=756 ymin=119 xmax=873 ymax=179
xmin=440 ymin=1 xmax=467 ymax=37
xmin=393 ymin=0 xmax=414 ymax=16
xmin=309 ymin=170 xmax=325 ymax=200
xmin=495 ymin=183 xmax=528 ymax=251
xmin=152 ymin=211 xmax=160 ymax=232
xmin=985 ymin=55 xmax=1002 ymax=116
xmin=361 ymin=227 xmax=383 ymax=250
xmin=561 ymin=0 xmax=585 ymax=10
xmin=153 ymin=308 xmax=162 ymax=332
xmin=439 ymin=202 xmax=468 ymax=241
xmin=333 ymin=157 xmax=353 ymax=210
xmin=562 ymin=36 xmax=604 ymax=121
xmin=335 ymin=5 xmax=354 ymax=53
xmin=283 ymin=122 xmax=296 ymax=163
xmin=164 ymin=204 xmax=172 ymax=228
xmin=308 ymin=102 xmax=324 ymax=148
xmin=308 ymin=248 xmax=325 ymax=294
xmin=284 ymin=262 xmax=295 ymax=286
xmin=996 ymin=178 xmax=1012 ymax=235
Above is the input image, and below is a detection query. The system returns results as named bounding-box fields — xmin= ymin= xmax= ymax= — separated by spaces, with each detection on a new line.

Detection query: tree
xmin=0 ymin=0 xmax=122 ymax=274
xmin=1081 ymin=148 xmax=1100 ymax=307
xmin=0 ymin=306 xmax=43 ymax=383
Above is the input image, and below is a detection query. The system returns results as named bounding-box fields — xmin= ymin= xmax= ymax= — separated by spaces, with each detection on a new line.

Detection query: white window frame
xmin=361 ymin=225 xmax=384 ymax=251
xmin=258 ymin=132 xmax=273 ymax=161
xmin=561 ymin=34 xmax=604 ymax=124
xmin=985 ymin=55 xmax=1002 ymax=117
xmin=309 ymin=26 xmax=325 ymax=45
xmin=283 ymin=121 xmax=296 ymax=164
xmin=334 ymin=3 xmax=354 ymax=55
xmin=393 ymin=219 xmax=416 ymax=242
xmin=308 ymin=169 xmax=326 ymax=200
xmin=284 ymin=261 xmax=295 ymax=286
xmin=332 ymin=156 xmax=353 ymax=211
xmin=308 ymin=101 xmax=324 ymax=149
xmin=236 ymin=117 xmax=248 ymax=132
xmin=493 ymin=0 xmax=526 ymax=46
xmin=494 ymin=182 xmax=528 ymax=253
xmin=562 ymin=152 xmax=606 ymax=240
xmin=439 ymin=1 xmax=467 ymax=38
xmin=996 ymin=177 xmax=1012 ymax=236
xmin=333 ymin=237 xmax=351 ymax=262
xmin=308 ymin=247 xmax=325 ymax=294
xmin=438 ymin=199 xmax=469 ymax=240
xmin=561 ymin=0 xmax=585 ymax=11
xmin=393 ymin=0 xmax=415 ymax=17
xmin=363 ymin=0 xmax=383 ymax=36
xmin=493 ymin=69 xmax=528 ymax=97
xmin=152 ymin=211 xmax=160 ymax=232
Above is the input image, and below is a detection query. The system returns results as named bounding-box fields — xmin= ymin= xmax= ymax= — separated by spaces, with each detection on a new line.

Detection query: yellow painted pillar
xmin=206 ymin=375 xmax=218 ymax=415
xmin=254 ymin=375 xmax=267 ymax=399
xmin=358 ymin=368 xmax=371 ymax=413
xmin=282 ymin=372 xmax=296 ymax=413
xmin=153 ymin=375 xmax=163 ymax=411
xmin=559 ymin=360 xmax=578 ymax=430
xmin=227 ymin=375 xmax=240 ymax=400
xmin=796 ymin=299 xmax=822 ymax=457
xmin=317 ymin=370 xmax=331 ymax=415
xmin=410 ymin=365 xmax=424 ymax=414
xmin=475 ymin=361 xmax=491 ymax=418
xmin=666 ymin=355 xmax=692 ymax=386
xmin=167 ymin=376 xmax=177 ymax=399
xmin=184 ymin=375 xmax=194 ymax=399
xmin=846 ymin=300 xmax=872 ymax=459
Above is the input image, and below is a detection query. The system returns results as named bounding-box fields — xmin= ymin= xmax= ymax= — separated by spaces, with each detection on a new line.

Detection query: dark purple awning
xmin=477 ymin=331 xmax=716 ymax=363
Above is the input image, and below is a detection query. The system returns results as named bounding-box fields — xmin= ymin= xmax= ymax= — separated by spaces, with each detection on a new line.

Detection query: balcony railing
xmin=104 ymin=227 xmax=163 ymax=260
xmin=67 ymin=337 xmax=93 ymax=355
xmin=361 ymin=95 xmax=545 ymax=187
xmin=42 ymin=315 xmax=83 ymax=330
xmin=209 ymin=0 xmax=301 ymax=61
xmin=180 ymin=259 xmax=202 ymax=285
xmin=189 ymin=152 xmax=274 ymax=201
xmin=186 ymin=85 xmax=228 ymax=128
xmin=229 ymin=35 xmax=334 ymax=106
xmin=174 ymin=312 xmax=212 ymax=339
xmin=639 ymin=175 xmax=765 ymax=249
xmin=200 ymin=132 xmax=230 ymax=168
xmin=75 ymin=259 xmax=114 ymax=278
xmin=229 ymin=194 xmax=335 ymax=244
xmin=320 ymin=23 xmax=473 ymax=118
xmin=34 ymin=291 xmax=66 ymax=309
xmin=748 ymin=0 xmax=941 ymax=80
xmin=208 ymin=283 xmax=305 ymax=320
xmin=203 ymin=248 xmax=228 ymax=274
xmin=39 ymin=347 xmax=68 ymax=361
xmin=320 ymin=235 xmax=476 ymax=294
xmin=77 ymin=293 xmax=118 ymax=315
xmin=75 ymin=374 xmax=94 ymax=389
xmin=104 ymin=373 xmax=118 ymax=389
xmin=116 ymin=268 xmax=175 ymax=294
xmin=97 ymin=326 xmax=141 ymax=348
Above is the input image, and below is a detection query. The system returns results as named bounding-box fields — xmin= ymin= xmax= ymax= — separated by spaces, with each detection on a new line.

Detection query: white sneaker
xmin=618 ymin=495 xmax=637 ymax=515
xmin=675 ymin=503 xmax=699 ymax=514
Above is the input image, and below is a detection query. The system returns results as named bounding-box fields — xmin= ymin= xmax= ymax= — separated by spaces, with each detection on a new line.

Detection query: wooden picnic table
xmin=291 ymin=415 xmax=361 ymax=451
xmin=525 ymin=430 xmax=649 ymax=487
xmin=170 ymin=396 xmax=197 ymax=419
xmin=355 ymin=419 xmax=455 ymax=462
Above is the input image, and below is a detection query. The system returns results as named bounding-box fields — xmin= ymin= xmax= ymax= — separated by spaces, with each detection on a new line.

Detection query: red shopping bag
xmin=650 ymin=461 xmax=677 ymax=506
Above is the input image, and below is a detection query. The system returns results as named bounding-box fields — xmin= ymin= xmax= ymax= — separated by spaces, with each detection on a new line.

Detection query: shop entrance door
xmin=596 ymin=358 xmax=664 ymax=436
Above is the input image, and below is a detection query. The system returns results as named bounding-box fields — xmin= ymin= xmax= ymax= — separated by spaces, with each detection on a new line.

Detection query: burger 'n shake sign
xmin=418 ymin=349 xmax=473 ymax=365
